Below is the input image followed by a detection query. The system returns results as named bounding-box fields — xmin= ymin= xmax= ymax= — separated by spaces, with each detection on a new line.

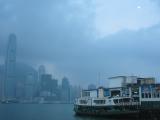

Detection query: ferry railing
xmin=116 ymin=102 xmax=140 ymax=106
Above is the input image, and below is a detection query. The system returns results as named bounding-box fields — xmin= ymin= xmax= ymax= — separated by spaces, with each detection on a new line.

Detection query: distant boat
xmin=1 ymin=98 xmax=19 ymax=104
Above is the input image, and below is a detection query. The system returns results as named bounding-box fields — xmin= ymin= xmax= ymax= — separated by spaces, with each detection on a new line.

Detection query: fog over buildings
xmin=0 ymin=0 xmax=160 ymax=87
xmin=0 ymin=34 xmax=82 ymax=102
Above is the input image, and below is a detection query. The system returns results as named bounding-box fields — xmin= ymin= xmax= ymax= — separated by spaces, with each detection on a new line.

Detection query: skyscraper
xmin=24 ymin=73 xmax=35 ymax=100
xmin=62 ymin=77 xmax=70 ymax=90
xmin=38 ymin=65 xmax=46 ymax=82
xmin=61 ymin=77 xmax=70 ymax=103
xmin=37 ymin=65 xmax=46 ymax=97
xmin=5 ymin=34 xmax=17 ymax=99
xmin=40 ymin=74 xmax=58 ymax=95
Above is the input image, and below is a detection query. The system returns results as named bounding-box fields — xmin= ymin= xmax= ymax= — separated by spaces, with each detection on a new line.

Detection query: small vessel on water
xmin=74 ymin=76 xmax=160 ymax=118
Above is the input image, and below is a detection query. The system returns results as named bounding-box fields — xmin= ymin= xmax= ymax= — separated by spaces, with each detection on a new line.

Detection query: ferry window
xmin=94 ymin=100 xmax=105 ymax=104
xmin=123 ymin=98 xmax=130 ymax=102
xmin=153 ymin=93 xmax=156 ymax=98
xmin=119 ymin=99 xmax=123 ymax=103
xmin=133 ymin=97 xmax=139 ymax=102
xmin=148 ymin=93 xmax=151 ymax=98
xmin=142 ymin=93 xmax=144 ymax=98
xmin=145 ymin=93 xmax=148 ymax=98
xmin=113 ymin=99 xmax=118 ymax=104
xmin=111 ymin=90 xmax=120 ymax=97
xmin=131 ymin=87 xmax=139 ymax=95
xmin=82 ymin=92 xmax=90 ymax=97
xmin=80 ymin=100 xmax=87 ymax=104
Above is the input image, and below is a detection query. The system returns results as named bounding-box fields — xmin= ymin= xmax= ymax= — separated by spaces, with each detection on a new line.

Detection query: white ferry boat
xmin=74 ymin=76 xmax=160 ymax=118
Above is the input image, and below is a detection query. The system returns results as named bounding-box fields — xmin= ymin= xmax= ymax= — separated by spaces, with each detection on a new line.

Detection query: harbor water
xmin=0 ymin=104 xmax=133 ymax=120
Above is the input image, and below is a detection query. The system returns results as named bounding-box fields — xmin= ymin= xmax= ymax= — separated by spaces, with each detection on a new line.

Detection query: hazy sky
xmin=0 ymin=0 xmax=160 ymax=86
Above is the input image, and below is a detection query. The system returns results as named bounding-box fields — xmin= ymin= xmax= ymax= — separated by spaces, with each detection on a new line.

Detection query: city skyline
xmin=0 ymin=34 xmax=82 ymax=102
xmin=0 ymin=34 xmax=98 ymax=88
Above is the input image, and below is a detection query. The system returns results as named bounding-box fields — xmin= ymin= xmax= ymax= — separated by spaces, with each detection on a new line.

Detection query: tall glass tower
xmin=5 ymin=34 xmax=17 ymax=99
xmin=38 ymin=65 xmax=46 ymax=82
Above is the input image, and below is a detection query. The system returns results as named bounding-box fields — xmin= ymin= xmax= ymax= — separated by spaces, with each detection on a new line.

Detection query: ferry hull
xmin=74 ymin=105 xmax=160 ymax=119
xmin=74 ymin=105 xmax=139 ymax=118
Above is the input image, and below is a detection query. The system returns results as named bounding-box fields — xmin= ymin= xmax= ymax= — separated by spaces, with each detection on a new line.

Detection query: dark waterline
xmin=0 ymin=104 xmax=131 ymax=120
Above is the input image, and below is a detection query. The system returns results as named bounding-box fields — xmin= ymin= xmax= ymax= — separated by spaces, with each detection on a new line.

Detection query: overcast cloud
xmin=0 ymin=0 xmax=160 ymax=86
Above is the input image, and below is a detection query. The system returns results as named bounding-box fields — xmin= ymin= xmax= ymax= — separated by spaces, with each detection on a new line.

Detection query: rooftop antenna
xmin=98 ymin=72 xmax=100 ymax=87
